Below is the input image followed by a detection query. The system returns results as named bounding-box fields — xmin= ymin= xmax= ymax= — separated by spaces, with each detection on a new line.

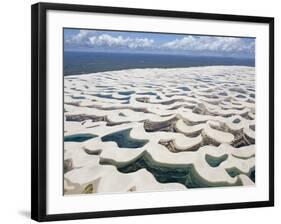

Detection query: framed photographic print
xmin=31 ymin=2 xmax=274 ymax=222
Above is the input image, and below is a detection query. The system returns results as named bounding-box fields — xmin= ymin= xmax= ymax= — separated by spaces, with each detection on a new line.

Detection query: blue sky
xmin=64 ymin=28 xmax=255 ymax=58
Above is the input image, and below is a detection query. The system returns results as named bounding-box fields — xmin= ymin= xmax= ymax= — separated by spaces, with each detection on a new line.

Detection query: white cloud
xmin=66 ymin=30 xmax=254 ymax=56
xmin=65 ymin=30 xmax=96 ymax=45
xmin=66 ymin=31 xmax=154 ymax=49
xmin=162 ymin=36 xmax=255 ymax=55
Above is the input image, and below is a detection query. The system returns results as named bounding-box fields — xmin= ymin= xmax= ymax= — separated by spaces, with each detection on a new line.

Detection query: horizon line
xmin=64 ymin=49 xmax=255 ymax=59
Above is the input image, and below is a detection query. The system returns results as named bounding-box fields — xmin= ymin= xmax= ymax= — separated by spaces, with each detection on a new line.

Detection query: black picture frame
xmin=31 ymin=2 xmax=274 ymax=222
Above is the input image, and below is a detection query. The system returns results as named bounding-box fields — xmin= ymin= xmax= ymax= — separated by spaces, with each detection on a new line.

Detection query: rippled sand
xmin=63 ymin=66 xmax=255 ymax=195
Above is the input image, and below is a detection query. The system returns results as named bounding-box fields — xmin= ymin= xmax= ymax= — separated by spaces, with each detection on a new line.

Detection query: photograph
xmin=0 ymin=0 xmax=277 ymax=223
xmin=63 ymin=28 xmax=256 ymax=195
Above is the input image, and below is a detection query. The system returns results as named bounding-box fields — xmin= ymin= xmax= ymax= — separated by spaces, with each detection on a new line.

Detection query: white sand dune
xmin=63 ymin=66 xmax=255 ymax=195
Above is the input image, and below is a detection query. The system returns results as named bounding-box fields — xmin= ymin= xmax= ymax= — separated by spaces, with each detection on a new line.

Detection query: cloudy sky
xmin=64 ymin=29 xmax=255 ymax=58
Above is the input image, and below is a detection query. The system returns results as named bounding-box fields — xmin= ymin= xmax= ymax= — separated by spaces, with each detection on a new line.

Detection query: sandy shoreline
xmin=63 ymin=66 xmax=255 ymax=195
